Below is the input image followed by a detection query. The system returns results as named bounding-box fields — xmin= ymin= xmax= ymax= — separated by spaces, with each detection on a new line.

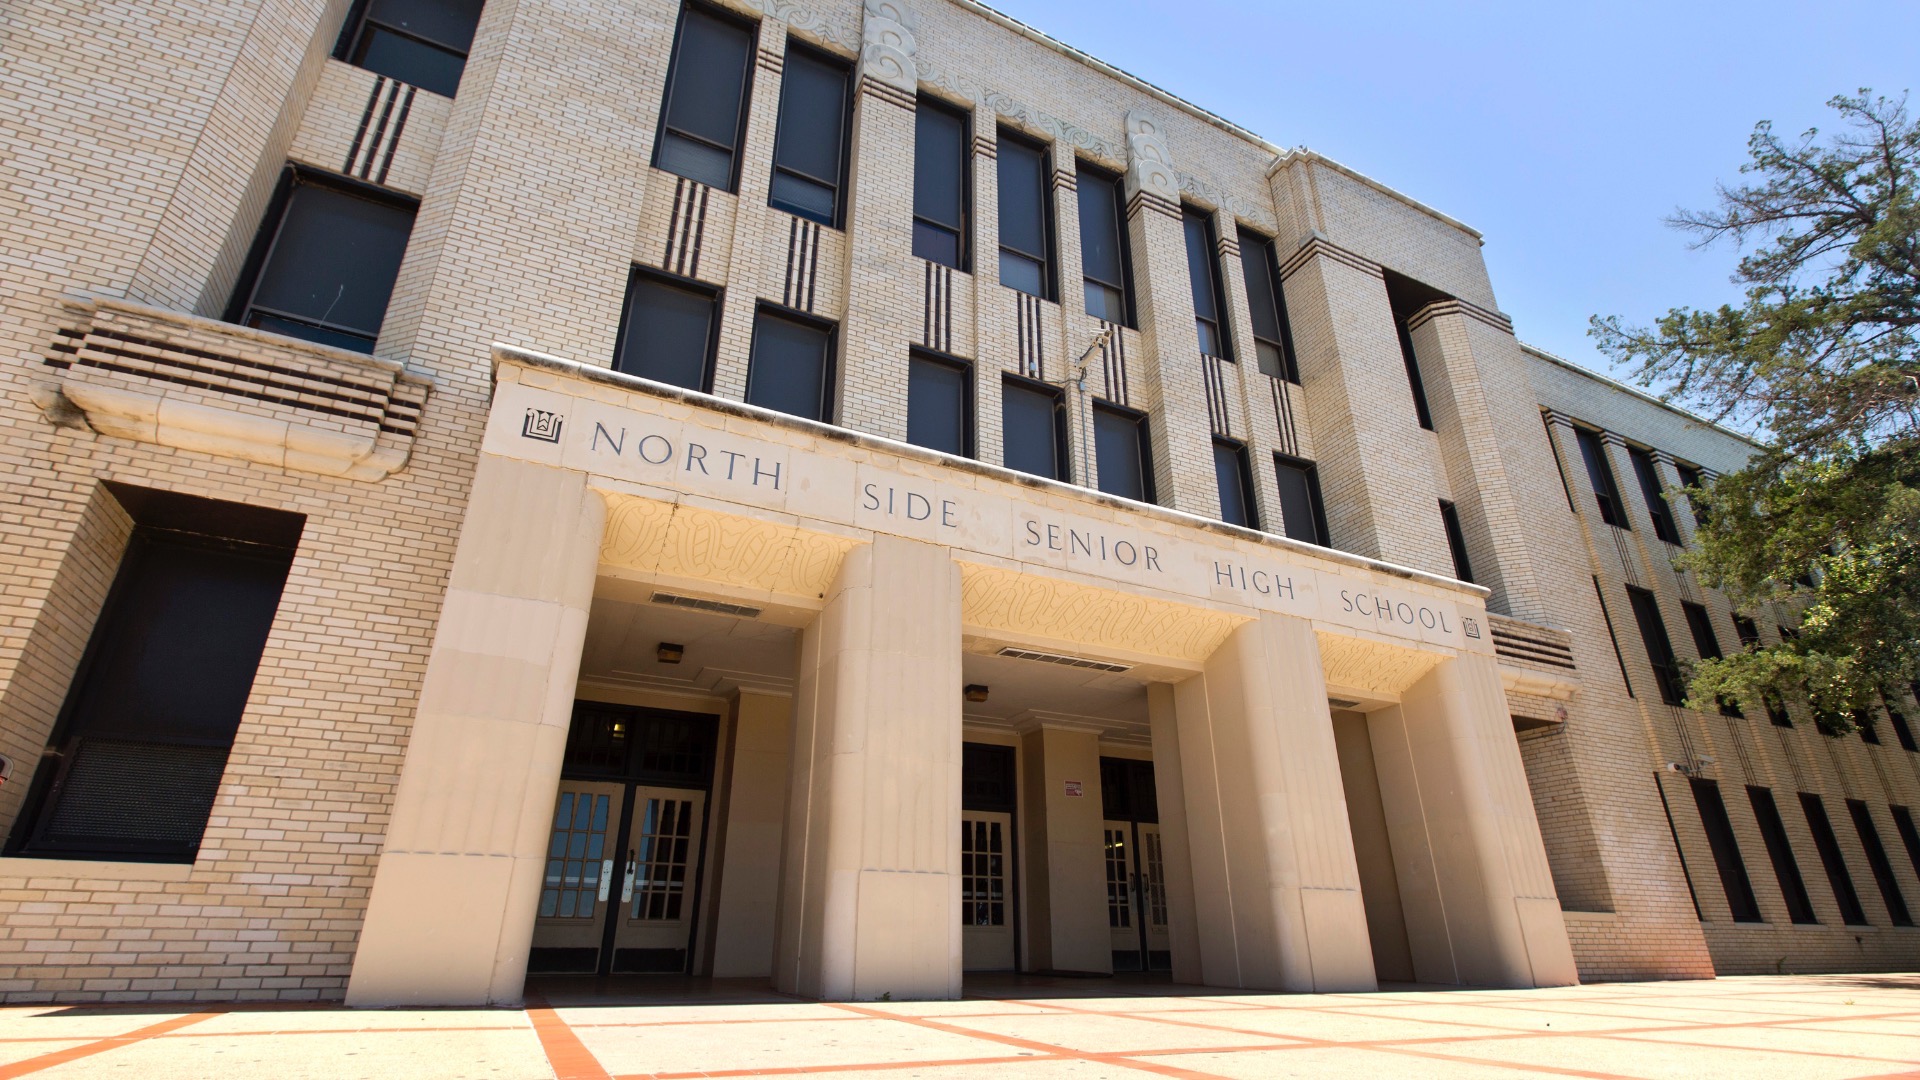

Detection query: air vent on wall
xmin=649 ymin=592 xmax=763 ymax=619
xmin=995 ymin=647 xmax=1132 ymax=673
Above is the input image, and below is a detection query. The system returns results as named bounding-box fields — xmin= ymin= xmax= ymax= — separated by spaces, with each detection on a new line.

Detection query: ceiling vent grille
xmin=1327 ymin=697 xmax=1362 ymax=710
xmin=995 ymin=647 xmax=1132 ymax=673
xmin=649 ymin=592 xmax=763 ymax=619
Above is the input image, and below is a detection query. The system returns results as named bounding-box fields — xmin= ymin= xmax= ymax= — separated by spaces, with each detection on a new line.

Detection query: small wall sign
xmin=1064 ymin=780 xmax=1084 ymax=798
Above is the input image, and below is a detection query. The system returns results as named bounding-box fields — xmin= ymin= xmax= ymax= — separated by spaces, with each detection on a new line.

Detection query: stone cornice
xmin=1406 ymin=298 xmax=1515 ymax=336
xmin=1278 ymin=233 xmax=1383 ymax=282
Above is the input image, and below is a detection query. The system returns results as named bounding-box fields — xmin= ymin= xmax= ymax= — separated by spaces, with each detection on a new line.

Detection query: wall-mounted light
xmin=657 ymin=642 xmax=685 ymax=664
xmin=964 ymin=684 xmax=990 ymax=703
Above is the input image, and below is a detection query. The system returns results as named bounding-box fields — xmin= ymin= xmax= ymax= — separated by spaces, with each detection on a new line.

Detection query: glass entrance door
xmin=609 ymin=787 xmax=706 ymax=973
xmin=961 ymin=811 xmax=1015 ymax=970
xmin=1101 ymin=757 xmax=1170 ymax=972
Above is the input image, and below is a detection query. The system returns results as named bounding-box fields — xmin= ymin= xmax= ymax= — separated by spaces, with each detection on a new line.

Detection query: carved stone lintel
xmin=1123 ymin=110 xmax=1179 ymax=204
xmin=861 ymin=0 xmax=918 ymax=94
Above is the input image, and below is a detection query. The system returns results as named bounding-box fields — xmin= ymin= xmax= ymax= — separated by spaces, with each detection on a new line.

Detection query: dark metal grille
xmin=42 ymin=739 xmax=229 ymax=854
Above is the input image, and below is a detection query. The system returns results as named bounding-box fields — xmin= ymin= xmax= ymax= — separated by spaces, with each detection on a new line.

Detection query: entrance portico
xmin=343 ymin=348 xmax=1577 ymax=1006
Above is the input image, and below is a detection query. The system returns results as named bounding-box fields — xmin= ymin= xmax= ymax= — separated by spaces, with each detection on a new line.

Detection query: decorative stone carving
xmin=1177 ymin=170 xmax=1278 ymax=233
xmin=861 ymin=0 xmax=919 ymax=93
xmin=1124 ymin=110 xmax=1179 ymax=205
xmin=736 ymin=0 xmax=862 ymax=54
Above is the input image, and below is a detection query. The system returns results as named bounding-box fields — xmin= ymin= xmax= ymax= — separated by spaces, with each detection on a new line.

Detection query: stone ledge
xmin=33 ymin=295 xmax=431 ymax=481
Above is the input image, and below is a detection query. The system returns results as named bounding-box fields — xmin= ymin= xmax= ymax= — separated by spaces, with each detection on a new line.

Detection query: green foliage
xmin=1592 ymin=92 xmax=1920 ymax=735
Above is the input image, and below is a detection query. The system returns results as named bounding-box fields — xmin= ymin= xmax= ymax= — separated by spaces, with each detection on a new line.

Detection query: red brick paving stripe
xmin=832 ymin=1003 xmax=1241 ymax=1080
xmin=621 ymin=1051 xmax=1067 ymax=1078
xmin=0 ymin=1011 xmax=220 ymax=1078
xmin=528 ymin=997 xmax=613 ymax=1080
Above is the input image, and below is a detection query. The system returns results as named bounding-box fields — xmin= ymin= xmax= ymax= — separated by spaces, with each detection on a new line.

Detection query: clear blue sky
xmin=988 ymin=0 xmax=1919 ymax=382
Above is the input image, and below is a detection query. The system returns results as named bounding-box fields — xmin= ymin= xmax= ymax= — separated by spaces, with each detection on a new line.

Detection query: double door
xmin=1101 ymin=756 xmax=1170 ymax=972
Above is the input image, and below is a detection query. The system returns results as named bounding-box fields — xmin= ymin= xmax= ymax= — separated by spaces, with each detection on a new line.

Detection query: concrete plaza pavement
xmin=0 ymin=972 xmax=1916 ymax=1079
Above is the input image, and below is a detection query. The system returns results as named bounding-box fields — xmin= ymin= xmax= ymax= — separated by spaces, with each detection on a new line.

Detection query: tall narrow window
xmin=1574 ymin=427 xmax=1628 ymax=528
xmin=1384 ymin=271 xmax=1444 ymax=431
xmin=1093 ymin=403 xmax=1152 ymax=502
xmin=906 ymin=351 xmax=971 ymax=457
xmin=1749 ymin=787 xmax=1818 ymax=924
xmin=1076 ymin=164 xmax=1132 ymax=325
xmin=1847 ymin=801 xmax=1913 ymax=926
xmin=1002 ymin=375 xmax=1068 ymax=481
xmin=1212 ymin=440 xmax=1257 ymax=529
xmin=654 ymin=4 xmax=755 ymax=191
xmin=768 ymin=44 xmax=851 ymax=226
xmin=1676 ymin=462 xmax=1709 ymax=528
xmin=6 ymin=487 xmax=303 ymax=863
xmin=335 ymin=0 xmax=485 ymax=98
xmin=1181 ymin=208 xmax=1230 ymax=359
xmin=1238 ymin=229 xmax=1298 ymax=382
xmin=1629 ymin=447 xmax=1680 ymax=543
xmin=997 ymin=132 xmax=1053 ymax=299
xmin=226 ymin=168 xmax=416 ymax=354
xmin=612 ymin=270 xmax=718 ymax=392
xmin=1439 ymin=500 xmax=1474 ymax=583
xmin=1595 ymin=578 xmax=1634 ymax=697
xmin=912 ymin=97 xmax=970 ymax=270
xmin=1273 ymin=454 xmax=1330 ymax=547
xmin=1892 ymin=806 xmax=1920 ymax=887
xmin=1626 ymin=585 xmax=1685 ymax=707
xmin=1691 ymin=779 xmax=1762 ymax=922
xmin=1886 ymin=704 xmax=1918 ymax=753
xmin=1801 ymin=793 xmax=1868 ymax=925
xmin=745 ymin=308 xmax=833 ymax=421
xmin=1681 ymin=601 xmax=1739 ymax=716
xmin=1858 ymin=711 xmax=1881 ymax=745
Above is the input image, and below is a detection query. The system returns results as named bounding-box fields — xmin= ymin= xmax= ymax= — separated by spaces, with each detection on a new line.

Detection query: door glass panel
xmin=960 ymin=818 xmax=1006 ymax=926
xmin=540 ymin=792 xmax=609 ymax=919
xmin=1143 ymin=829 xmax=1168 ymax=928
xmin=631 ymin=797 xmax=695 ymax=921
xmin=1104 ymin=827 xmax=1132 ymax=928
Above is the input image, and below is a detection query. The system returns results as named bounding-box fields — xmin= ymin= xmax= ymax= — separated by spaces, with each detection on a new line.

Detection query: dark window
xmin=1212 ymin=440 xmax=1258 ymax=529
xmin=1733 ymin=615 xmax=1761 ymax=649
xmin=1886 ymin=705 xmax=1918 ymax=753
xmin=1800 ymin=793 xmax=1868 ymax=925
xmin=226 ymin=168 xmax=415 ymax=354
xmin=612 ymin=270 xmax=718 ymax=391
xmin=1847 ymin=800 xmax=1913 ymax=926
xmin=653 ymin=4 xmax=755 ymax=191
xmin=1764 ymin=692 xmax=1794 ymax=728
xmin=1691 ymin=778 xmax=1762 ymax=922
xmin=1676 ymin=462 xmax=1708 ymax=527
xmin=1076 ymin=164 xmax=1132 ymax=325
xmin=1575 ymin=427 xmax=1628 ymax=529
xmin=1273 ymin=454 xmax=1330 ymax=547
xmin=1238 ymin=229 xmax=1298 ymax=382
xmin=907 ymin=350 xmax=971 ymax=457
xmin=1594 ymin=578 xmax=1634 ymax=697
xmin=1681 ymin=601 xmax=1739 ymax=717
xmin=1892 ymin=806 xmax=1920 ymax=888
xmin=1439 ymin=500 xmax=1474 ymax=583
xmin=745 ymin=308 xmax=833 ymax=421
xmin=1093 ymin=403 xmax=1152 ymax=503
xmin=1181 ymin=208 xmax=1230 ymax=359
xmin=1001 ymin=375 xmax=1068 ymax=481
xmin=335 ymin=0 xmax=484 ymax=98
xmin=7 ymin=487 xmax=303 ymax=863
xmin=1858 ymin=710 xmax=1881 ymax=745
xmin=912 ymin=97 xmax=970 ymax=270
xmin=1629 ymin=447 xmax=1681 ymax=544
xmin=768 ymin=44 xmax=850 ymax=226
xmin=1100 ymin=757 xmax=1158 ymax=823
xmin=962 ymin=743 xmax=1016 ymax=813
xmin=1384 ymin=271 xmax=1445 ymax=431
xmin=1626 ymin=586 xmax=1686 ymax=707
xmin=1749 ymin=787 xmax=1819 ymax=924
xmin=997 ymin=131 xmax=1054 ymax=299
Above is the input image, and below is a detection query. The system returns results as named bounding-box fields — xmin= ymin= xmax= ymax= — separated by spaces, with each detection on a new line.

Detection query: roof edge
xmin=1519 ymin=341 xmax=1767 ymax=453
xmin=1271 ymin=149 xmax=1483 ymax=241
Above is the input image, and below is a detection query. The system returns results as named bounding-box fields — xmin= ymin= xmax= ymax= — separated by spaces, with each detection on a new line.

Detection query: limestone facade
xmin=0 ymin=0 xmax=1913 ymax=1003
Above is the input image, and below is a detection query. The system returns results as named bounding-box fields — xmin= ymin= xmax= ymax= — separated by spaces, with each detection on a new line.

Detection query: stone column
xmin=1269 ymin=236 xmax=1448 ymax=569
xmin=773 ymin=535 xmax=963 ymax=1000
xmin=834 ymin=0 xmax=923 ymax=439
xmin=1171 ymin=613 xmax=1376 ymax=991
xmin=1018 ymin=722 xmax=1109 ymax=973
xmin=1404 ymin=302 xmax=1555 ymax=621
xmin=346 ymin=454 xmax=605 ymax=1006
xmin=1119 ymin=111 xmax=1216 ymax=515
xmin=707 ymin=690 xmax=794 ymax=977
xmin=1367 ymin=651 xmax=1579 ymax=987
xmin=1146 ymin=683 xmax=1203 ymax=985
